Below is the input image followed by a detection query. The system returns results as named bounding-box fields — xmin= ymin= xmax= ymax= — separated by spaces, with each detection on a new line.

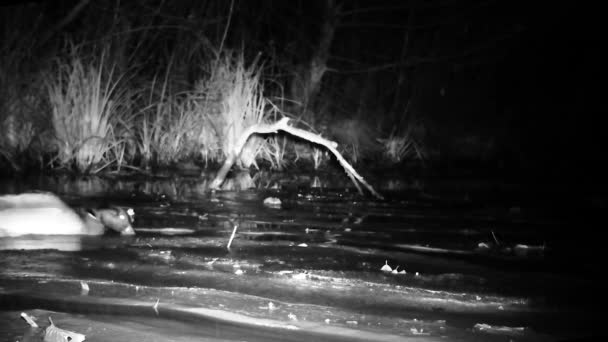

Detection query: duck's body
xmin=0 ymin=192 xmax=135 ymax=237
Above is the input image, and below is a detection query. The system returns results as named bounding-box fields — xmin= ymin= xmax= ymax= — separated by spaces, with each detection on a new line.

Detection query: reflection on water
xmin=0 ymin=235 xmax=87 ymax=251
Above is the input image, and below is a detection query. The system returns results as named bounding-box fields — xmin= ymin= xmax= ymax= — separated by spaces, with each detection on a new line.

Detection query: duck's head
xmin=85 ymin=207 xmax=135 ymax=235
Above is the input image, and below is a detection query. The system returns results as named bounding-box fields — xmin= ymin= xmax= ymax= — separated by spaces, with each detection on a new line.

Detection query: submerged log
xmin=210 ymin=117 xmax=384 ymax=199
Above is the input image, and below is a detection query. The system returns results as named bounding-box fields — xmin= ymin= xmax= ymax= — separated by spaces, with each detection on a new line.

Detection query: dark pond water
xmin=0 ymin=173 xmax=604 ymax=341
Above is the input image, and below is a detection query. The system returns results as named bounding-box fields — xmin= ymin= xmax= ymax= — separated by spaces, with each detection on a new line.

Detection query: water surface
xmin=0 ymin=174 xmax=602 ymax=341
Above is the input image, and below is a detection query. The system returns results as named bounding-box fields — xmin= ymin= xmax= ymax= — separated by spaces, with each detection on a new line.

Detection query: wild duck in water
xmin=0 ymin=192 xmax=135 ymax=237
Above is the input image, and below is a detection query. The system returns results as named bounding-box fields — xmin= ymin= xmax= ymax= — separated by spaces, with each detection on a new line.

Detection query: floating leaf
xmin=44 ymin=317 xmax=85 ymax=342
xmin=263 ymin=197 xmax=282 ymax=208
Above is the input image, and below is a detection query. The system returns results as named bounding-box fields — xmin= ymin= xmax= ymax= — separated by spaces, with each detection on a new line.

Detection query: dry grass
xmin=185 ymin=52 xmax=278 ymax=169
xmin=45 ymin=44 xmax=132 ymax=172
xmin=136 ymin=78 xmax=167 ymax=167
xmin=379 ymin=128 xmax=427 ymax=163
xmin=257 ymin=135 xmax=288 ymax=170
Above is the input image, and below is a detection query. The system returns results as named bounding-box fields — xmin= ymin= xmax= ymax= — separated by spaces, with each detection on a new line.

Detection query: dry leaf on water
xmin=44 ymin=317 xmax=86 ymax=342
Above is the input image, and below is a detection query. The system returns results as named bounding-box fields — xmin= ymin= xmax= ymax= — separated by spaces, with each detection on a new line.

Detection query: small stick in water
xmin=491 ymin=230 xmax=500 ymax=245
xmin=20 ymin=312 xmax=38 ymax=327
xmin=227 ymin=223 xmax=239 ymax=250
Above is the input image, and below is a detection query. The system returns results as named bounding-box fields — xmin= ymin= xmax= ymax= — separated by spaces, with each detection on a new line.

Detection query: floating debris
xmin=477 ymin=242 xmax=491 ymax=250
xmin=278 ymin=270 xmax=293 ymax=275
xmin=410 ymin=327 xmax=430 ymax=336
xmin=45 ymin=317 xmax=86 ymax=342
xmin=80 ymin=281 xmax=89 ymax=296
xmin=297 ymin=243 xmax=308 ymax=247
xmin=258 ymin=302 xmax=277 ymax=310
xmin=263 ymin=197 xmax=282 ymax=208
xmin=153 ymin=298 xmax=160 ymax=315
xmin=20 ymin=312 xmax=38 ymax=328
xmin=288 ymin=313 xmax=298 ymax=321
xmin=136 ymin=228 xmax=195 ymax=235
xmin=513 ymin=244 xmax=545 ymax=257
xmin=381 ymin=260 xmax=393 ymax=272
xmin=474 ymin=323 xmax=526 ymax=337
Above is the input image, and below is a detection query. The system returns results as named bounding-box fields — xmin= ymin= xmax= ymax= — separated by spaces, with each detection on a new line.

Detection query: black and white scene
xmin=0 ymin=1 xmax=603 ymax=341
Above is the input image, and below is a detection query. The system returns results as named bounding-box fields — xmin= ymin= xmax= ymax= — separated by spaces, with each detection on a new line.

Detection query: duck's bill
xmin=121 ymin=226 xmax=136 ymax=235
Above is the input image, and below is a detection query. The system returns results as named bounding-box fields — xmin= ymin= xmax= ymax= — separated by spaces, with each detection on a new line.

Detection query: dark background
xmin=0 ymin=0 xmax=603 ymax=182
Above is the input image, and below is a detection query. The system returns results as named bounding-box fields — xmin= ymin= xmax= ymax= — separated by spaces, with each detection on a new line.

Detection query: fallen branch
xmin=210 ymin=117 xmax=384 ymax=199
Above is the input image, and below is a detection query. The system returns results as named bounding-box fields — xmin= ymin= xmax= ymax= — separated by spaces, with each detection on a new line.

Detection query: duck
xmin=0 ymin=192 xmax=135 ymax=237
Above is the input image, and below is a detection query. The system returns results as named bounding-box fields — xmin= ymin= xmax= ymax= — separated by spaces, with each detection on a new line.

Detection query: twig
xmin=491 ymin=230 xmax=500 ymax=245
xmin=227 ymin=223 xmax=239 ymax=250
xmin=20 ymin=312 xmax=38 ymax=328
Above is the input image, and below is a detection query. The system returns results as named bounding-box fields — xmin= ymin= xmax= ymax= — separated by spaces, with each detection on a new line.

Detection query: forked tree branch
xmin=210 ymin=117 xmax=384 ymax=200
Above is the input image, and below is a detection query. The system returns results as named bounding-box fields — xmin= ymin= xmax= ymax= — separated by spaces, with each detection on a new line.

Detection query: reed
xmin=379 ymin=130 xmax=427 ymax=163
xmin=203 ymin=52 xmax=270 ymax=168
xmin=257 ymin=135 xmax=288 ymax=170
xmin=156 ymin=98 xmax=197 ymax=165
xmin=45 ymin=45 xmax=131 ymax=172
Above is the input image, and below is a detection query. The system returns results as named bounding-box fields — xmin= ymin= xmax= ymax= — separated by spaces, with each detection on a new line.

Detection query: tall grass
xmin=134 ymin=52 xmax=273 ymax=169
xmin=200 ymin=52 xmax=271 ymax=168
xmin=258 ymin=135 xmax=288 ymax=170
xmin=45 ymin=45 xmax=132 ymax=172
xmin=156 ymin=98 xmax=199 ymax=165
xmin=137 ymin=72 xmax=220 ymax=167
xmin=137 ymin=76 xmax=170 ymax=167
xmin=379 ymin=129 xmax=427 ymax=163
